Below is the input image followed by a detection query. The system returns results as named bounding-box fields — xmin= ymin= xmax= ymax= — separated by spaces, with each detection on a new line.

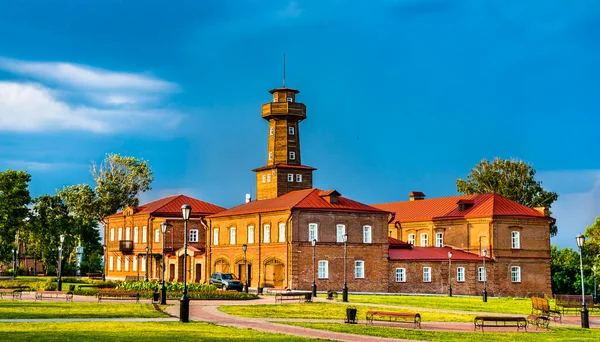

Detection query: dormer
xmin=408 ymin=191 xmax=425 ymax=201
xmin=319 ymin=190 xmax=341 ymax=204
xmin=457 ymin=199 xmax=475 ymax=212
xmin=123 ymin=206 xmax=136 ymax=216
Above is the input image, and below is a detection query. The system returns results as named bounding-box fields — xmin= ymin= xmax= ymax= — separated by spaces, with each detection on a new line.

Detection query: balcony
xmin=119 ymin=240 xmax=134 ymax=253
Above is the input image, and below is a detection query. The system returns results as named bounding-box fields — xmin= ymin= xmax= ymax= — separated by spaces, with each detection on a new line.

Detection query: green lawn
xmin=0 ymin=322 xmax=321 ymax=342
xmin=0 ymin=301 xmax=166 ymax=319
xmin=219 ymin=303 xmax=477 ymax=322
xmin=284 ymin=322 xmax=600 ymax=342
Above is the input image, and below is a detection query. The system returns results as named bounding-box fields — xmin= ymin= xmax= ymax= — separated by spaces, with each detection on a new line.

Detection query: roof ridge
xmin=152 ymin=194 xmax=184 ymax=213
xmin=290 ymin=188 xmax=321 ymax=210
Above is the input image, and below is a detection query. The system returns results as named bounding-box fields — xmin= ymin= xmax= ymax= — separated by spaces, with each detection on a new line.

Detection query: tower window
xmin=273 ymin=97 xmax=278 ymax=102
xmin=288 ymin=173 xmax=293 ymax=182
xmin=287 ymin=97 xmax=292 ymax=102
xmin=269 ymin=152 xmax=273 ymax=160
xmin=289 ymin=127 xmax=295 ymax=135
xmin=267 ymin=174 xmax=271 ymax=182
xmin=269 ymin=127 xmax=274 ymax=135
xmin=289 ymin=151 xmax=296 ymax=160
xmin=262 ymin=175 xmax=266 ymax=183
xmin=296 ymin=174 xmax=302 ymax=182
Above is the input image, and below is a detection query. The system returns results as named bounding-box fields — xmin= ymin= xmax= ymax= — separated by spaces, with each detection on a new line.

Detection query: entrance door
xmin=169 ymin=264 xmax=175 ymax=281
xmin=195 ymin=264 xmax=201 ymax=283
xmin=264 ymin=259 xmax=285 ymax=288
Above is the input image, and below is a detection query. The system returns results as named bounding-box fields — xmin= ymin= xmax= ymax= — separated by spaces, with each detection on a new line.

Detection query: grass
xmin=284 ymin=322 xmax=600 ymax=341
xmin=0 ymin=301 xmax=166 ymax=319
xmin=0 ymin=322 xmax=321 ymax=342
xmin=219 ymin=302 xmax=477 ymax=322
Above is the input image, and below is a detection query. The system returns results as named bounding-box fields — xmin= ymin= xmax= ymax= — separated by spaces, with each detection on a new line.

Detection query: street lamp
xmin=58 ymin=234 xmax=65 ymax=291
xmin=160 ymin=222 xmax=168 ymax=305
xmin=242 ymin=244 xmax=248 ymax=293
xmin=448 ymin=251 xmax=453 ymax=297
xmin=593 ymin=265 xmax=597 ymax=305
xmin=576 ymin=234 xmax=589 ymax=328
xmin=180 ymin=204 xmax=192 ymax=323
xmin=311 ymin=239 xmax=317 ymax=297
xmin=103 ymin=245 xmax=107 ymax=281
xmin=342 ymin=233 xmax=348 ymax=303
xmin=11 ymin=248 xmax=15 ymax=280
xmin=145 ymin=246 xmax=149 ymax=282
xmin=482 ymin=249 xmax=487 ymax=303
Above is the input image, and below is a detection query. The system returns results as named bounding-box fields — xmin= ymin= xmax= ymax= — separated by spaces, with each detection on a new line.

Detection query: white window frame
xmin=318 ymin=260 xmax=328 ymax=278
xmin=155 ymin=229 xmax=160 ymax=243
xmin=336 ymin=224 xmax=346 ymax=243
xmin=269 ymin=152 xmax=273 ymax=160
xmin=230 ymin=227 xmax=236 ymax=245
xmin=395 ymin=268 xmax=406 ymax=282
xmin=272 ymin=97 xmax=277 ymax=103
xmin=287 ymin=173 xmax=293 ymax=182
xmin=287 ymin=97 xmax=293 ymax=102
xmin=190 ymin=229 xmax=199 ymax=243
xmin=289 ymin=126 xmax=295 ymax=135
xmin=435 ymin=232 xmax=443 ymax=247
xmin=263 ymin=224 xmax=271 ymax=243
xmin=478 ymin=267 xmax=486 ymax=282
xmin=423 ymin=267 xmax=431 ymax=282
xmin=142 ymin=226 xmax=147 ymax=243
xmin=355 ymin=260 xmax=365 ymax=279
xmin=308 ymin=223 xmax=318 ymax=242
xmin=457 ymin=267 xmax=465 ymax=282
xmin=278 ymin=223 xmax=286 ymax=242
xmin=116 ymin=256 xmax=122 ymax=271
xmin=248 ymin=226 xmax=255 ymax=244
xmin=124 ymin=257 xmax=129 ymax=271
xmin=110 ymin=228 xmax=115 ymax=241
xmin=289 ymin=151 xmax=295 ymax=160
xmin=133 ymin=256 xmax=138 ymax=271
xmin=363 ymin=225 xmax=372 ymax=243
xmin=133 ymin=227 xmax=139 ymax=243
xmin=420 ymin=233 xmax=428 ymax=247
xmin=213 ymin=229 xmax=219 ymax=245
xmin=109 ymin=256 xmax=114 ymax=271
xmin=125 ymin=227 xmax=131 ymax=240
xmin=296 ymin=174 xmax=302 ymax=182
xmin=118 ymin=227 xmax=123 ymax=241
xmin=267 ymin=174 xmax=271 ymax=182
xmin=269 ymin=127 xmax=274 ymax=135
xmin=511 ymin=231 xmax=520 ymax=249
xmin=141 ymin=256 xmax=146 ymax=272
xmin=511 ymin=266 xmax=521 ymax=282
xmin=262 ymin=175 xmax=266 ymax=183
xmin=407 ymin=234 xmax=415 ymax=245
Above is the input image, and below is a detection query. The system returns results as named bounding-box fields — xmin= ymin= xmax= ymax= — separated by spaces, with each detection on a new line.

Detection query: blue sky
xmin=0 ymin=0 xmax=598 ymax=249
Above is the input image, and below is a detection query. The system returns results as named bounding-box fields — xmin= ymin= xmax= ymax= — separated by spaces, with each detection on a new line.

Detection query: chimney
xmin=533 ymin=207 xmax=549 ymax=216
xmin=408 ymin=191 xmax=425 ymax=201
xmin=245 ymin=194 xmax=251 ymax=203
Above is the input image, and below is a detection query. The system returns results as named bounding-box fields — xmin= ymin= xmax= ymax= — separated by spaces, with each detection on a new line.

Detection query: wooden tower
xmin=253 ymin=87 xmax=316 ymax=200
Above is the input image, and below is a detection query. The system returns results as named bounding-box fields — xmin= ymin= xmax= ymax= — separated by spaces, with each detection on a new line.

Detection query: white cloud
xmin=0 ymin=81 xmax=181 ymax=133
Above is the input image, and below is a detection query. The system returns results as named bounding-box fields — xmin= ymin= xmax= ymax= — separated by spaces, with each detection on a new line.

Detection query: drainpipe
xmin=394 ymin=221 xmax=401 ymax=240
xmin=201 ymin=218 xmax=209 ymax=284
xmin=258 ymin=213 xmax=262 ymax=292
xmin=285 ymin=211 xmax=293 ymax=289
xmin=148 ymin=217 xmax=154 ymax=280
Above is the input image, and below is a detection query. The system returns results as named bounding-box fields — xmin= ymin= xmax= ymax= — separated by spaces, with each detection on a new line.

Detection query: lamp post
xmin=11 ymin=248 xmax=15 ymax=280
xmin=593 ymin=265 xmax=597 ymax=305
xmin=311 ymin=239 xmax=317 ymax=297
xmin=448 ymin=251 xmax=453 ymax=297
xmin=102 ymin=245 xmax=107 ymax=281
xmin=180 ymin=204 xmax=191 ymax=323
xmin=242 ymin=244 xmax=248 ymax=293
xmin=576 ymin=234 xmax=589 ymax=328
xmin=58 ymin=234 xmax=65 ymax=291
xmin=15 ymin=248 xmax=19 ymax=278
xmin=145 ymin=246 xmax=149 ymax=282
xmin=342 ymin=233 xmax=348 ymax=303
xmin=160 ymin=222 xmax=168 ymax=305
xmin=482 ymin=249 xmax=487 ymax=303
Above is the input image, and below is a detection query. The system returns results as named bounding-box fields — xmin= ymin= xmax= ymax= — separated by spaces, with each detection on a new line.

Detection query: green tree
xmin=551 ymin=244 xmax=581 ymax=295
xmin=456 ymin=158 xmax=559 ymax=236
xmin=0 ymin=170 xmax=31 ymax=261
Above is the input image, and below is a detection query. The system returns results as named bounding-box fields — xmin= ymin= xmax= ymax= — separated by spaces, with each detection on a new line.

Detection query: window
xmin=395 ymin=268 xmax=406 ymax=282
xmin=109 ymin=256 xmax=114 ymax=271
xmin=142 ymin=226 xmax=147 ymax=243
xmin=126 ymin=227 xmax=131 ymax=240
xmin=336 ymin=224 xmax=346 ymax=242
xmin=267 ymin=174 xmax=271 ymax=182
xmin=213 ymin=229 xmax=219 ymax=245
xmin=457 ymin=267 xmax=465 ymax=282
xmin=116 ymin=256 xmax=122 ymax=271
xmin=318 ymin=261 xmax=328 ymax=278
xmin=355 ymin=260 xmax=365 ymax=278
xmin=118 ymin=227 xmax=123 ymax=241
xmin=190 ymin=229 xmax=199 ymax=243
xmin=279 ymin=223 xmax=286 ymax=242
xmin=110 ymin=228 xmax=115 ymax=241
xmin=288 ymin=173 xmax=293 ymax=182
xmin=420 ymin=233 xmax=428 ymax=247
xmin=287 ymin=97 xmax=293 ymax=102
xmin=155 ymin=229 xmax=160 ymax=243
xmin=289 ymin=151 xmax=296 ymax=160
xmin=248 ymin=226 xmax=255 ymax=244
xmin=269 ymin=152 xmax=273 ymax=160
xmin=273 ymin=97 xmax=277 ymax=103
xmin=478 ymin=267 xmax=486 ymax=282
xmin=134 ymin=227 xmax=139 ymax=242
xmin=308 ymin=223 xmax=318 ymax=242
xmin=262 ymin=175 xmax=266 ymax=183
xmin=423 ymin=267 xmax=431 ymax=282
xmin=511 ymin=231 xmax=520 ymax=249
xmin=133 ymin=256 xmax=138 ymax=271
xmin=363 ymin=225 xmax=372 ymax=243
xmin=269 ymin=127 xmax=274 ymax=135
xmin=141 ymin=257 xmax=146 ymax=272
xmin=229 ymin=228 xmax=236 ymax=244
xmin=289 ymin=126 xmax=295 ymax=135
xmin=511 ymin=266 xmax=521 ymax=282
xmin=124 ymin=257 xmax=129 ymax=271
xmin=263 ymin=224 xmax=271 ymax=243
xmin=435 ymin=232 xmax=443 ymax=247
xmin=407 ymin=234 xmax=415 ymax=245
xmin=296 ymin=174 xmax=302 ymax=182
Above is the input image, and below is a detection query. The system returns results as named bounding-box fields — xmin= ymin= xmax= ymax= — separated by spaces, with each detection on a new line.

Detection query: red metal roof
xmin=372 ymin=193 xmax=547 ymax=223
xmin=389 ymin=246 xmax=486 ymax=262
xmin=209 ymin=188 xmax=388 ymax=218
xmin=388 ymin=236 xmax=412 ymax=248
xmin=106 ymin=195 xmax=226 ymax=219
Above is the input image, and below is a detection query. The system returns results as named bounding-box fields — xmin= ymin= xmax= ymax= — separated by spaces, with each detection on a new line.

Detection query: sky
xmin=0 ymin=0 xmax=598 ymax=249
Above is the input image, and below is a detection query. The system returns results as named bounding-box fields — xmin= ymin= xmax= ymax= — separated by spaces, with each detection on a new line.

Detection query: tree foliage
xmin=0 ymin=170 xmax=31 ymax=260
xmin=551 ymin=244 xmax=581 ymax=295
xmin=456 ymin=158 xmax=559 ymax=236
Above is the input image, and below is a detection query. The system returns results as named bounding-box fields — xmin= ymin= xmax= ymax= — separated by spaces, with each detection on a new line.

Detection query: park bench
xmin=527 ymin=314 xmax=550 ymax=329
xmin=35 ymin=290 xmax=73 ymax=302
xmin=274 ymin=290 xmax=312 ymax=303
xmin=473 ymin=316 xmax=527 ymax=332
xmin=554 ymin=294 xmax=596 ymax=315
xmin=0 ymin=288 xmax=22 ymax=299
xmin=124 ymin=276 xmax=139 ymax=281
xmin=97 ymin=290 xmax=140 ymax=303
xmin=531 ymin=297 xmax=561 ymax=322
xmin=365 ymin=310 xmax=421 ymax=329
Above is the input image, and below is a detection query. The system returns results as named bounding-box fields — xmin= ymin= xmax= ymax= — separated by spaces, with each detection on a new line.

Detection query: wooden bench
xmin=97 ymin=291 xmax=140 ymax=303
xmin=531 ymin=297 xmax=561 ymax=322
xmin=35 ymin=291 xmax=73 ymax=302
xmin=124 ymin=276 xmax=139 ymax=281
xmin=274 ymin=290 xmax=312 ymax=303
xmin=366 ymin=310 xmax=421 ymax=329
xmin=527 ymin=314 xmax=549 ymax=329
xmin=554 ymin=294 xmax=595 ymax=315
xmin=0 ymin=288 xmax=22 ymax=299
xmin=474 ymin=316 xmax=527 ymax=332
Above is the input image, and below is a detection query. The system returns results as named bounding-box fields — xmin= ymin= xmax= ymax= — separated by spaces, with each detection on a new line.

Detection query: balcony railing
xmin=119 ymin=240 xmax=134 ymax=253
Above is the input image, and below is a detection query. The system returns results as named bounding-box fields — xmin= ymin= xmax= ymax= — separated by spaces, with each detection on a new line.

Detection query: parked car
xmin=209 ymin=272 xmax=244 ymax=291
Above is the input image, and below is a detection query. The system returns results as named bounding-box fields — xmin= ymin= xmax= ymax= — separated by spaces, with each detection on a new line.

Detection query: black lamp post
xmin=342 ymin=232 xmax=348 ymax=303
xmin=594 ymin=265 xmax=598 ymax=305
xmin=482 ymin=249 xmax=487 ymax=303
xmin=180 ymin=204 xmax=191 ymax=323
xmin=102 ymin=245 xmax=107 ymax=281
xmin=242 ymin=244 xmax=248 ymax=293
xmin=311 ymin=239 xmax=317 ymax=297
xmin=11 ymin=248 xmax=15 ymax=280
xmin=160 ymin=222 xmax=168 ymax=305
xmin=58 ymin=234 xmax=65 ymax=291
xmin=448 ymin=251 xmax=453 ymax=297
xmin=576 ymin=234 xmax=589 ymax=328
xmin=145 ymin=246 xmax=149 ymax=282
